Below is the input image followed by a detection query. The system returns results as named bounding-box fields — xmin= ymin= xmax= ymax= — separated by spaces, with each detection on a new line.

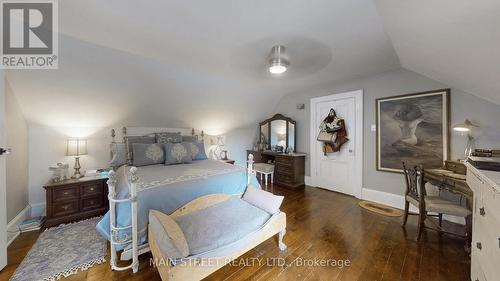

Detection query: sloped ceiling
xmin=374 ymin=0 xmax=500 ymax=105
xmin=6 ymin=0 xmax=399 ymax=132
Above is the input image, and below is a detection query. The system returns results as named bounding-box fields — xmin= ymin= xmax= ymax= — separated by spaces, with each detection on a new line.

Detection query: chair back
xmin=402 ymin=162 xmax=426 ymax=203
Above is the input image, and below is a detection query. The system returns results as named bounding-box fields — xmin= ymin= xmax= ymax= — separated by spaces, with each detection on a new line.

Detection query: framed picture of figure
xmin=376 ymin=89 xmax=450 ymax=173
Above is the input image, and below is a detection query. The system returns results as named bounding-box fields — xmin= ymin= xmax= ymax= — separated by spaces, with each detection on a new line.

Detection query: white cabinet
xmin=466 ymin=163 xmax=500 ymax=281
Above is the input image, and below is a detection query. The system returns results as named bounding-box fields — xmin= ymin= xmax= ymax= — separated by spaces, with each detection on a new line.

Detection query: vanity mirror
xmin=259 ymin=114 xmax=296 ymax=153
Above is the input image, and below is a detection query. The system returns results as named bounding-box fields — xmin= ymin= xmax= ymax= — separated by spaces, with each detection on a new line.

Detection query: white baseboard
xmin=361 ymin=188 xmax=465 ymax=225
xmin=7 ymin=205 xmax=31 ymax=247
xmin=30 ymin=202 xmax=46 ymax=217
xmin=304 ymin=176 xmax=312 ymax=186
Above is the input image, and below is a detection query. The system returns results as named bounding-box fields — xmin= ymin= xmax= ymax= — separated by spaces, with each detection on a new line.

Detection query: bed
xmin=98 ymin=127 xmax=259 ymax=273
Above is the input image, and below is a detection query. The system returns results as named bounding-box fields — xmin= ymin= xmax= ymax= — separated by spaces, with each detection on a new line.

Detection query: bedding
xmin=126 ymin=136 xmax=156 ymax=161
xmin=132 ymin=143 xmax=165 ymax=166
xmin=156 ymin=132 xmax=182 ymax=143
xmin=110 ymin=143 xmax=127 ymax=167
xmin=188 ymin=142 xmax=208 ymax=160
xmin=181 ymin=135 xmax=198 ymax=143
xmin=174 ymin=197 xmax=271 ymax=255
xmin=96 ymin=159 xmax=260 ymax=249
xmin=164 ymin=142 xmax=193 ymax=165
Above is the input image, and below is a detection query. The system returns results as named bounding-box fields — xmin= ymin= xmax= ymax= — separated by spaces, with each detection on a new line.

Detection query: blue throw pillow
xmin=156 ymin=132 xmax=182 ymax=143
xmin=132 ymin=143 xmax=165 ymax=166
xmin=164 ymin=142 xmax=193 ymax=165
xmin=187 ymin=142 xmax=208 ymax=160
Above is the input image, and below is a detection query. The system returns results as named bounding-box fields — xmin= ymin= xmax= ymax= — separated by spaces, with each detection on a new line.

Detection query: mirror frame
xmin=259 ymin=113 xmax=297 ymax=152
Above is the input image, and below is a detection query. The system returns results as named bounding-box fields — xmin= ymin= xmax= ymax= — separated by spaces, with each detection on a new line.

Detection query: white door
xmin=0 ymin=69 xmax=7 ymax=270
xmin=310 ymin=90 xmax=363 ymax=197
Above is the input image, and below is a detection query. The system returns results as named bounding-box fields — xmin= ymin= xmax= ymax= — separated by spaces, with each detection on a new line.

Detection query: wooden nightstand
xmin=43 ymin=176 xmax=109 ymax=227
xmin=220 ymin=159 xmax=235 ymax=165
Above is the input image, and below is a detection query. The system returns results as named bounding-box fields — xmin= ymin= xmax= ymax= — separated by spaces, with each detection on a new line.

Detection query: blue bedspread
xmin=96 ymin=160 xmax=260 ymax=249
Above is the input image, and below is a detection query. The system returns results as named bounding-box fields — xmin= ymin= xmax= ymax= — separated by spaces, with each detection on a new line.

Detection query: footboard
xmin=107 ymin=167 xmax=140 ymax=273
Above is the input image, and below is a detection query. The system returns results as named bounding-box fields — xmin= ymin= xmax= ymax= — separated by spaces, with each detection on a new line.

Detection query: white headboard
xmin=111 ymin=127 xmax=204 ymax=143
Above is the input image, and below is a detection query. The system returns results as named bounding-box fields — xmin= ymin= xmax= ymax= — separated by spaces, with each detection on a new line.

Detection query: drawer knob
xmin=90 ymin=187 xmax=95 ymax=191
xmin=479 ymin=207 xmax=485 ymax=216
xmin=476 ymin=242 xmax=482 ymax=250
xmin=62 ymin=205 xmax=69 ymax=210
xmin=89 ymin=200 xmax=94 ymax=205
xmin=63 ymin=191 xmax=69 ymax=195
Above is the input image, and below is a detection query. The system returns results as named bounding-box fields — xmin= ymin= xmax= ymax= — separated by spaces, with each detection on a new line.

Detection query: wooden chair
xmin=401 ymin=162 xmax=472 ymax=241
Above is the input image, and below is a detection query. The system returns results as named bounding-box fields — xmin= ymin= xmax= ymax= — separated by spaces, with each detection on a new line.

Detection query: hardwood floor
xmin=0 ymin=185 xmax=470 ymax=281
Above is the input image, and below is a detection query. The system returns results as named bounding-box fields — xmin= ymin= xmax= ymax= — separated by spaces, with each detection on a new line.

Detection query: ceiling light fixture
xmin=268 ymin=45 xmax=289 ymax=74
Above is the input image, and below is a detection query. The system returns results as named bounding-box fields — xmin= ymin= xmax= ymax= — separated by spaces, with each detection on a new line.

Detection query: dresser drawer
xmin=81 ymin=182 xmax=103 ymax=197
xmin=52 ymin=186 xmax=79 ymax=202
xmin=471 ymin=252 xmax=487 ymax=281
xmin=52 ymin=201 xmax=79 ymax=217
xmin=474 ymin=215 xmax=500 ymax=280
xmin=481 ymin=181 xmax=500 ymax=225
xmin=81 ymin=196 xmax=103 ymax=211
xmin=275 ymin=165 xmax=293 ymax=176
xmin=276 ymin=173 xmax=295 ymax=184
xmin=275 ymin=157 xmax=293 ymax=167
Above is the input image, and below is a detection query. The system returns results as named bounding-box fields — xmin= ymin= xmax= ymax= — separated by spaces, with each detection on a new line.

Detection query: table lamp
xmin=453 ymin=119 xmax=479 ymax=158
xmin=66 ymin=138 xmax=88 ymax=179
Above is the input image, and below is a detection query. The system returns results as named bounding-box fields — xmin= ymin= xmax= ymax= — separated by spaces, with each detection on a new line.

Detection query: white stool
xmin=253 ymin=163 xmax=275 ymax=189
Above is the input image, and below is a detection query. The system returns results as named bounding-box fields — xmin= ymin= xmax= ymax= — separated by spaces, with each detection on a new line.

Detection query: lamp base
xmin=71 ymin=157 xmax=83 ymax=179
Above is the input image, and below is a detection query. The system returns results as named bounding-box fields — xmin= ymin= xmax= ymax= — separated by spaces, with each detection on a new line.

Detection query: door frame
xmin=0 ymin=69 xmax=7 ymax=270
xmin=310 ymin=89 xmax=363 ymax=198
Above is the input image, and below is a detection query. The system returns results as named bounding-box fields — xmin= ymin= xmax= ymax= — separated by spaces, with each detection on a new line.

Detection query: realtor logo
xmin=1 ymin=0 xmax=58 ymax=69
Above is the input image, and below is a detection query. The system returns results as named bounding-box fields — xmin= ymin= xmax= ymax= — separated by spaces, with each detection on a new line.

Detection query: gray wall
xmin=5 ymin=81 xmax=29 ymax=222
xmin=274 ymin=68 xmax=500 ymax=195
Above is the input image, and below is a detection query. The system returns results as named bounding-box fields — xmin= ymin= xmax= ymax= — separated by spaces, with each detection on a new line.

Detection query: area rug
xmin=358 ymin=200 xmax=403 ymax=217
xmin=10 ymin=217 xmax=106 ymax=281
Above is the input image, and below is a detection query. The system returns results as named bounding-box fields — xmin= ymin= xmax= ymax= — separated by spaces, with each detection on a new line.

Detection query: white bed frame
xmin=106 ymin=127 xmax=257 ymax=273
xmin=149 ymin=193 xmax=287 ymax=281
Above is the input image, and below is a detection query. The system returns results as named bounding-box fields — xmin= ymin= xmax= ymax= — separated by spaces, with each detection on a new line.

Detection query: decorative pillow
xmin=163 ymin=142 xmax=193 ymax=165
xmin=156 ymin=132 xmax=182 ymax=144
xmin=125 ymin=136 xmax=156 ymax=162
xmin=149 ymin=210 xmax=189 ymax=259
xmin=182 ymin=135 xmax=198 ymax=143
xmin=188 ymin=142 xmax=208 ymax=160
xmin=110 ymin=143 xmax=127 ymax=167
xmin=243 ymin=186 xmax=284 ymax=214
xmin=132 ymin=143 xmax=165 ymax=166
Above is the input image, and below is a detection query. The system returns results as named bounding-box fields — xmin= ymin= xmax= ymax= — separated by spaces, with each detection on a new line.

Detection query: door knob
xmin=0 ymin=147 xmax=11 ymax=155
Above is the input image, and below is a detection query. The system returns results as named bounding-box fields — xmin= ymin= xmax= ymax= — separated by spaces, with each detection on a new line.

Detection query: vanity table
xmin=251 ymin=113 xmax=306 ymax=189
xmin=247 ymin=150 xmax=305 ymax=189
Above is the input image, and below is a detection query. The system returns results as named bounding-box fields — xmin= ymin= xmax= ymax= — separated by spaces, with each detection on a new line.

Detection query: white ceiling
xmin=374 ymin=0 xmax=500 ymax=105
xmin=6 ymin=0 xmax=499 ymax=132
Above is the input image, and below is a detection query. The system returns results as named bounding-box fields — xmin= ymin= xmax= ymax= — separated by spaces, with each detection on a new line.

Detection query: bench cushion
xmin=149 ymin=210 xmax=190 ymax=259
xmin=254 ymin=163 xmax=275 ymax=173
xmin=175 ymin=197 xmax=271 ymax=255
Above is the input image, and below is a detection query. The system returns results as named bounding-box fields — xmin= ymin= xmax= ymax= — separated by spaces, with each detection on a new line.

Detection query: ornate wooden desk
xmin=424 ymin=161 xmax=472 ymax=201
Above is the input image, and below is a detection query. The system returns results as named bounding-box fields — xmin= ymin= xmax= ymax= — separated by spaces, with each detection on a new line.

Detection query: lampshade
xmin=453 ymin=119 xmax=478 ymax=133
xmin=66 ymin=139 xmax=88 ymax=156
xmin=268 ymin=45 xmax=289 ymax=74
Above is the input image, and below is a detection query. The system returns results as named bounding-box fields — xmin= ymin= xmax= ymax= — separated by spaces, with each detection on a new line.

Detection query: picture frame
xmin=376 ymin=89 xmax=450 ymax=173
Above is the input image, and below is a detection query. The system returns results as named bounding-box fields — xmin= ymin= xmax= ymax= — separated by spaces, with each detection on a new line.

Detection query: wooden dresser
xmin=466 ymin=163 xmax=500 ymax=281
xmin=43 ymin=176 xmax=109 ymax=227
xmin=247 ymin=150 xmax=306 ymax=189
